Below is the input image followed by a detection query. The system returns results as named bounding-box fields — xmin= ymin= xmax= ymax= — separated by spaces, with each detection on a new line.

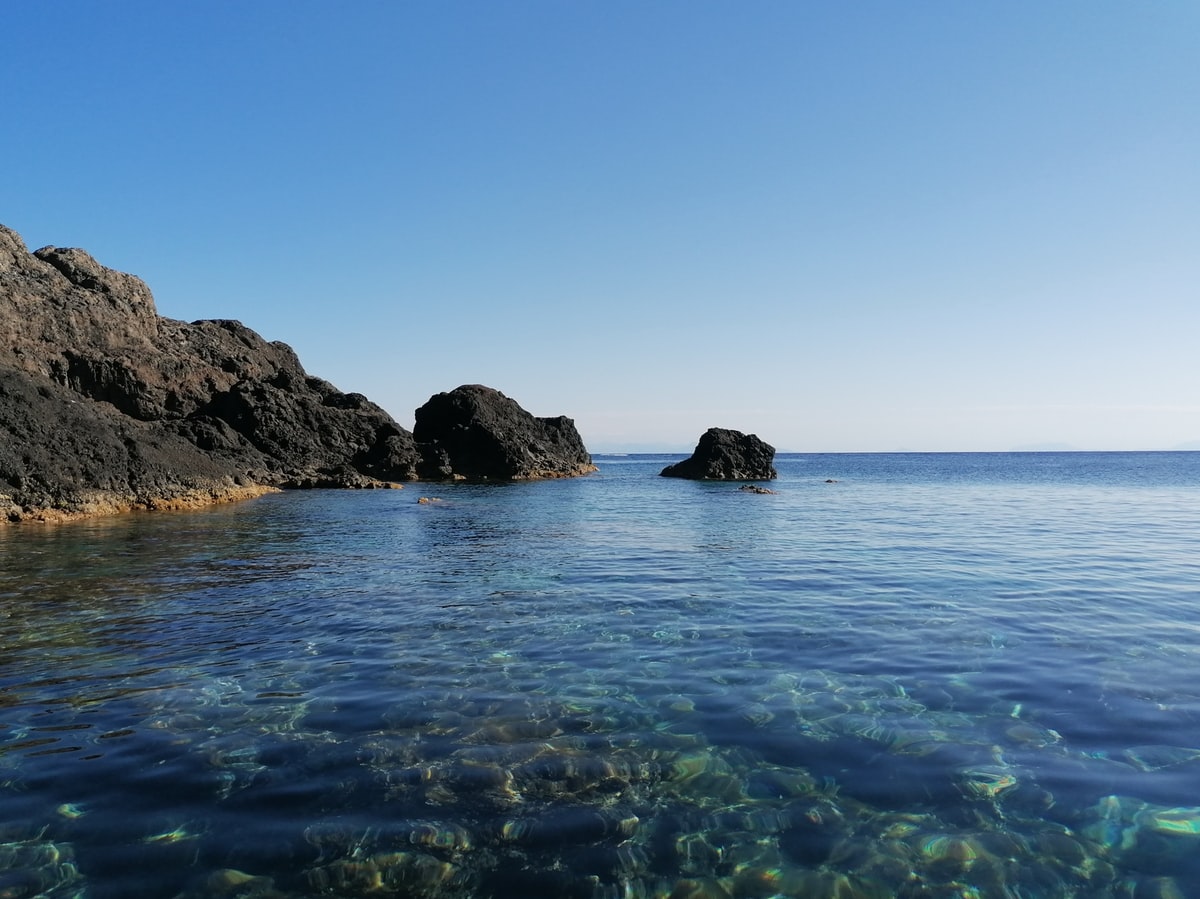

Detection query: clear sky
xmin=4 ymin=2 xmax=1198 ymax=452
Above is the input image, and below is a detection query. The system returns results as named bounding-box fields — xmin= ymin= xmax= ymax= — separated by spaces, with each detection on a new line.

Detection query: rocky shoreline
xmin=2 ymin=224 xmax=780 ymax=525
xmin=0 ymin=225 xmax=595 ymax=523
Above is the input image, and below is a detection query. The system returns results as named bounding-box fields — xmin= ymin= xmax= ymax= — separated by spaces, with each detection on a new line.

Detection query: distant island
xmin=0 ymin=225 xmax=594 ymax=523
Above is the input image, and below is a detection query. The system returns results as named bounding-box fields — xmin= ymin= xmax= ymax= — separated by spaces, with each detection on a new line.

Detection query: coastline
xmin=3 ymin=227 xmax=596 ymax=522
xmin=1 ymin=483 xmax=281 ymax=525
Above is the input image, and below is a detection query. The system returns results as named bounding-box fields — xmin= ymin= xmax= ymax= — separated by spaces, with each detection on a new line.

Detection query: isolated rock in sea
xmin=661 ymin=427 xmax=778 ymax=481
xmin=0 ymin=222 xmax=421 ymax=521
xmin=413 ymin=384 xmax=597 ymax=480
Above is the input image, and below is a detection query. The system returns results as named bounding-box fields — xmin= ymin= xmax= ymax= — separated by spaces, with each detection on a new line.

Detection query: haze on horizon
xmin=4 ymin=3 xmax=1197 ymax=454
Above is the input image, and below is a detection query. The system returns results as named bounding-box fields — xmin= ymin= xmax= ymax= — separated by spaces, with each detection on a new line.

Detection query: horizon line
xmin=589 ymin=447 xmax=1200 ymax=456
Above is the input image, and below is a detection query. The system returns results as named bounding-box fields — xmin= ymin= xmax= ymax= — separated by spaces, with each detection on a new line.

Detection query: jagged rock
xmin=413 ymin=384 xmax=597 ymax=480
xmin=661 ymin=428 xmax=778 ymax=481
xmin=1 ymin=223 xmax=420 ymax=521
xmin=1 ymin=223 xmax=602 ymax=522
xmin=0 ymin=366 xmax=276 ymax=522
xmin=1 ymin=223 xmax=600 ymax=521
xmin=737 ymin=484 xmax=778 ymax=494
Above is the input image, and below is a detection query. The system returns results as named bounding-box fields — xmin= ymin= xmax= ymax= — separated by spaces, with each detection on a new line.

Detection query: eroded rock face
xmin=1 ymin=224 xmax=601 ymax=521
xmin=413 ymin=384 xmax=597 ymax=480
xmin=1 ymin=223 xmax=420 ymax=521
xmin=660 ymin=427 xmax=778 ymax=481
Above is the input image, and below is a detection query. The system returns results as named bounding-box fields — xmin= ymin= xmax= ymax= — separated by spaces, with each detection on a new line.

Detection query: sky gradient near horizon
xmin=5 ymin=2 xmax=1198 ymax=452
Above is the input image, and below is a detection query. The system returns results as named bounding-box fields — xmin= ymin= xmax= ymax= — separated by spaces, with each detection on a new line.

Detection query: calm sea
xmin=2 ymin=452 xmax=1200 ymax=899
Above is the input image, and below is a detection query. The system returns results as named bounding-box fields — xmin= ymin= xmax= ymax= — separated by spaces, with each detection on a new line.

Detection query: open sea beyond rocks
xmin=2 ymin=452 xmax=1200 ymax=899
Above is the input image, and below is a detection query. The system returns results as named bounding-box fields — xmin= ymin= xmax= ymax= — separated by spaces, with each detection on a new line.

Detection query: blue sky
xmin=5 ymin=2 xmax=1198 ymax=451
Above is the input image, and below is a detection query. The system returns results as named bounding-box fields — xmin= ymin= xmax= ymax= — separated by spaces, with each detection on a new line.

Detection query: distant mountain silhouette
xmin=1009 ymin=442 xmax=1082 ymax=452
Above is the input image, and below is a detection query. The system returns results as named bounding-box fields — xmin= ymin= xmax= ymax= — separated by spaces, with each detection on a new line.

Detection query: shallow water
xmin=2 ymin=452 xmax=1200 ymax=898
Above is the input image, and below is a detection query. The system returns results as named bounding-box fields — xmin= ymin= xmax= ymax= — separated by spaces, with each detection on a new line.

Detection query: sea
xmin=2 ymin=452 xmax=1200 ymax=899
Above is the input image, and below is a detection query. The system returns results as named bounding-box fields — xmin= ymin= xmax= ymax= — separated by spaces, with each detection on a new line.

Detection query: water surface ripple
xmin=2 ymin=452 xmax=1200 ymax=898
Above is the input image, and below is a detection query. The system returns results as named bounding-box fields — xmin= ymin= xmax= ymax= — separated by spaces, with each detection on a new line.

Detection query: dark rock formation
xmin=413 ymin=385 xmax=597 ymax=480
xmin=1 ymin=224 xmax=599 ymax=521
xmin=661 ymin=427 xmax=778 ymax=481
xmin=1 ymin=223 xmax=423 ymax=521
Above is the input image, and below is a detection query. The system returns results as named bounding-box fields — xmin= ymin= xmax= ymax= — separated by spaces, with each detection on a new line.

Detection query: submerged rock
xmin=661 ymin=428 xmax=777 ymax=481
xmin=413 ymin=384 xmax=597 ymax=481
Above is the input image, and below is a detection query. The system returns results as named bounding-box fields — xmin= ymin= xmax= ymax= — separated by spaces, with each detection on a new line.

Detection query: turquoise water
xmin=2 ymin=452 xmax=1200 ymax=898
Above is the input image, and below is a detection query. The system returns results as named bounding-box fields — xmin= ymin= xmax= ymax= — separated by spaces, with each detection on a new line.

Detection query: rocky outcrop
xmin=0 ymin=366 xmax=277 ymax=521
xmin=1 ymin=223 xmax=423 ymax=521
xmin=660 ymin=428 xmax=778 ymax=481
xmin=413 ymin=385 xmax=597 ymax=480
xmin=1 ymin=224 xmax=599 ymax=522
